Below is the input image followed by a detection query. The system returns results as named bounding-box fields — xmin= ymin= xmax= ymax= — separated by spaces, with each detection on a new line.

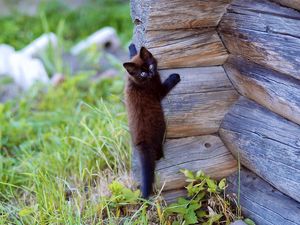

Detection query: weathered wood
xmin=162 ymin=189 xmax=187 ymax=204
xmin=133 ymin=27 xmax=228 ymax=69
xmin=219 ymin=0 xmax=300 ymax=79
xmin=272 ymin=0 xmax=300 ymax=11
xmin=132 ymin=135 xmax=237 ymax=192
xmin=228 ymin=168 xmax=300 ymax=225
xmin=220 ymin=97 xmax=300 ymax=202
xmin=230 ymin=221 xmax=247 ymax=225
xmin=224 ymin=56 xmax=300 ymax=126
xmin=131 ymin=0 xmax=231 ymax=30
xmin=156 ymin=135 xmax=237 ymax=191
xmin=160 ymin=67 xmax=239 ymax=138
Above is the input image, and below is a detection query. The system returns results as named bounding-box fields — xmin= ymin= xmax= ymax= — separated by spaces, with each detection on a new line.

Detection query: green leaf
xmin=177 ymin=197 xmax=190 ymax=205
xmin=195 ymin=191 xmax=206 ymax=202
xmin=109 ymin=181 xmax=124 ymax=195
xmin=165 ymin=202 xmax=187 ymax=215
xmin=206 ymin=179 xmax=217 ymax=193
xmin=195 ymin=170 xmax=204 ymax=179
xmin=218 ymin=178 xmax=226 ymax=190
xmin=172 ymin=221 xmax=181 ymax=225
xmin=189 ymin=204 xmax=201 ymax=212
xmin=244 ymin=218 xmax=256 ymax=225
xmin=196 ymin=210 xmax=207 ymax=218
xmin=19 ymin=207 xmax=34 ymax=217
xmin=122 ymin=188 xmax=140 ymax=203
xmin=186 ymin=178 xmax=197 ymax=182
xmin=181 ymin=169 xmax=195 ymax=180
xmin=184 ymin=209 xmax=198 ymax=224
xmin=204 ymin=214 xmax=223 ymax=225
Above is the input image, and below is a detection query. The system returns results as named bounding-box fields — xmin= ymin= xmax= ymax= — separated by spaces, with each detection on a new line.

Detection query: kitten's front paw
xmin=129 ymin=43 xmax=136 ymax=51
xmin=170 ymin=73 xmax=181 ymax=84
xmin=129 ymin=43 xmax=137 ymax=58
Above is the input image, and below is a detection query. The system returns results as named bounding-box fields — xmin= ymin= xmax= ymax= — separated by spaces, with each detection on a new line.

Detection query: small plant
xmin=163 ymin=170 xmax=239 ymax=225
xmin=96 ymin=170 xmax=255 ymax=225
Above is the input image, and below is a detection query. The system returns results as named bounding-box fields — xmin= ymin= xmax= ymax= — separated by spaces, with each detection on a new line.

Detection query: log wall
xmin=224 ymin=56 xmax=300 ymax=126
xmin=219 ymin=0 xmax=300 ymax=80
xmin=131 ymin=0 xmax=231 ymax=68
xmin=218 ymin=0 xmax=300 ymax=222
xmin=131 ymin=0 xmax=300 ymax=222
xmin=160 ymin=67 xmax=238 ymax=138
xmin=220 ymin=97 xmax=300 ymax=202
xmin=130 ymin=0 xmax=238 ymax=195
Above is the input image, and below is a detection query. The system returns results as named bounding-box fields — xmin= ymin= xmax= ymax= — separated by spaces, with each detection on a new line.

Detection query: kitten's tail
xmin=138 ymin=147 xmax=155 ymax=199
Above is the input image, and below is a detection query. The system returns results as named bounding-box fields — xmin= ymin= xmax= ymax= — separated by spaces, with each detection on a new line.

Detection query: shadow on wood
xmin=227 ymin=168 xmax=300 ymax=225
xmin=220 ymin=97 xmax=300 ymax=202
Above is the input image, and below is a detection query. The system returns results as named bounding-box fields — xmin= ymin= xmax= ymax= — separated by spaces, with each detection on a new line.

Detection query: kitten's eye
xmin=149 ymin=64 xmax=154 ymax=71
xmin=141 ymin=72 xmax=147 ymax=77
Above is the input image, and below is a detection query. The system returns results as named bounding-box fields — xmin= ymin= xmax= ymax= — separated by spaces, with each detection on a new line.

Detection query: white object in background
xmin=0 ymin=44 xmax=49 ymax=90
xmin=0 ymin=44 xmax=15 ymax=76
xmin=71 ymin=27 xmax=120 ymax=55
xmin=20 ymin=33 xmax=58 ymax=57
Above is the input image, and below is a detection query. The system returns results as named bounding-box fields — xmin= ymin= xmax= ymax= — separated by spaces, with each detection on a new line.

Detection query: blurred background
xmin=0 ymin=0 xmax=135 ymax=224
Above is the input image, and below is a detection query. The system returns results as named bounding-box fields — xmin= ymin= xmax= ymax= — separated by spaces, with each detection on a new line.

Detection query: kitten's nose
xmin=148 ymin=72 xmax=155 ymax=78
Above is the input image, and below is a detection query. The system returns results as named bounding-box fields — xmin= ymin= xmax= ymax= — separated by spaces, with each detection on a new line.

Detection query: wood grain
xmin=162 ymin=189 xmax=187 ymax=204
xmin=133 ymin=27 xmax=228 ymax=69
xmin=228 ymin=168 xmax=300 ymax=225
xmin=160 ymin=67 xmax=239 ymax=138
xmin=219 ymin=0 xmax=300 ymax=79
xmin=132 ymin=135 xmax=237 ymax=191
xmin=220 ymin=97 xmax=300 ymax=202
xmin=224 ymin=56 xmax=300 ymax=126
xmin=272 ymin=0 xmax=300 ymax=11
xmin=130 ymin=0 xmax=231 ymax=30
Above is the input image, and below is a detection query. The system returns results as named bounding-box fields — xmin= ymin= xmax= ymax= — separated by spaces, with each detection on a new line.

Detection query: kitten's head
xmin=123 ymin=47 xmax=157 ymax=83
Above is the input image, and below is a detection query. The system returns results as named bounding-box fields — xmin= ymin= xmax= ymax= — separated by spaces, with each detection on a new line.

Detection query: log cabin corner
xmin=130 ymin=0 xmax=300 ymax=224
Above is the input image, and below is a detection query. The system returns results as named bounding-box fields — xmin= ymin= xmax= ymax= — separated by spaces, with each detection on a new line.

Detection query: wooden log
xmin=227 ymin=168 xmax=300 ymax=225
xmin=132 ymin=135 xmax=237 ymax=192
xmin=224 ymin=56 xmax=300 ymax=126
xmin=133 ymin=27 xmax=228 ymax=69
xmin=219 ymin=0 xmax=300 ymax=79
xmin=160 ymin=67 xmax=239 ymax=138
xmin=130 ymin=0 xmax=231 ymax=30
xmin=156 ymin=135 xmax=237 ymax=191
xmin=220 ymin=97 xmax=300 ymax=202
xmin=162 ymin=189 xmax=187 ymax=204
xmin=272 ymin=0 xmax=300 ymax=11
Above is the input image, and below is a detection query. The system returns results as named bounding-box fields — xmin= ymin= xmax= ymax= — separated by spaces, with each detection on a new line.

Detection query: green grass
xmin=0 ymin=0 xmax=133 ymax=50
xmin=0 ymin=2 xmax=136 ymax=222
xmin=0 ymin=73 xmax=131 ymax=224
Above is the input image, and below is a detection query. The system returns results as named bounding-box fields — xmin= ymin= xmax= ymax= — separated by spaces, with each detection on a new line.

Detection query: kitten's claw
xmin=170 ymin=73 xmax=181 ymax=83
xmin=129 ymin=43 xmax=138 ymax=59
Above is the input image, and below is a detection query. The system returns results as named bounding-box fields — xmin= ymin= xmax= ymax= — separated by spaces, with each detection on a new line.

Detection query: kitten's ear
xmin=123 ymin=62 xmax=138 ymax=75
xmin=140 ymin=47 xmax=153 ymax=61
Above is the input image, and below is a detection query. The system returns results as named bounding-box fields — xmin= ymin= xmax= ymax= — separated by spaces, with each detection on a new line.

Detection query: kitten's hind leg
xmin=161 ymin=73 xmax=181 ymax=99
xmin=129 ymin=43 xmax=138 ymax=59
